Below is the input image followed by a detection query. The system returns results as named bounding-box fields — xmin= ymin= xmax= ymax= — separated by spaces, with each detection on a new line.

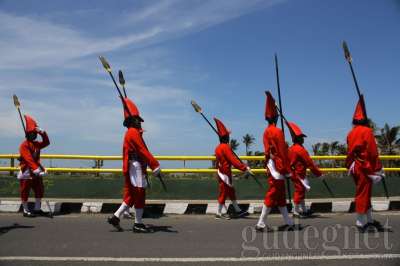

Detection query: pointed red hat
xmin=24 ymin=114 xmax=38 ymax=133
xmin=214 ymin=117 xmax=230 ymax=137
xmin=122 ymin=97 xmax=144 ymax=122
xmin=287 ymin=122 xmax=307 ymax=138
xmin=265 ymin=91 xmax=278 ymax=120
xmin=353 ymin=95 xmax=367 ymax=121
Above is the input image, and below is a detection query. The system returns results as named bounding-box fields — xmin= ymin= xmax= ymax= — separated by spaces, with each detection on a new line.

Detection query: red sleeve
xmin=223 ymin=145 xmax=247 ymax=171
xmin=366 ymin=128 xmax=382 ymax=171
xmin=263 ymin=129 xmax=271 ymax=163
xmin=289 ymin=147 xmax=297 ymax=170
xmin=36 ymin=131 xmax=50 ymax=149
xmin=274 ymin=130 xmax=290 ymax=175
xmin=19 ymin=143 xmax=40 ymax=171
xmin=300 ymin=148 xmax=322 ymax=177
xmin=129 ymin=130 xmax=160 ymax=170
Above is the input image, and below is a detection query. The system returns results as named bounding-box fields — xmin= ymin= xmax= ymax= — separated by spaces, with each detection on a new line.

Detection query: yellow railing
xmin=0 ymin=154 xmax=399 ymax=174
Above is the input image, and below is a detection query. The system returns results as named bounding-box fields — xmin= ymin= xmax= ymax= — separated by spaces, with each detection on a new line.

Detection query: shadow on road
xmin=0 ymin=223 xmax=35 ymax=236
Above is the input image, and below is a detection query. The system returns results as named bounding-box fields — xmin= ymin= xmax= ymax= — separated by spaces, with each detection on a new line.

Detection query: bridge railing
xmin=0 ymin=154 xmax=400 ymax=175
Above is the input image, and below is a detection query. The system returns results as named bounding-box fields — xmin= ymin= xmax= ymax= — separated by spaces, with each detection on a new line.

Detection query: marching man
xmin=213 ymin=117 xmax=253 ymax=219
xmin=108 ymin=97 xmax=161 ymax=232
xmin=346 ymin=96 xmax=384 ymax=232
xmin=18 ymin=115 xmax=50 ymax=217
xmin=256 ymin=91 xmax=294 ymax=231
xmin=287 ymin=122 xmax=322 ymax=218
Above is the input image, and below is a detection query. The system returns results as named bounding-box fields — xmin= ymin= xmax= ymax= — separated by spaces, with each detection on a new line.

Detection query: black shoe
xmin=356 ymin=224 xmax=369 ymax=233
xmin=33 ymin=210 xmax=48 ymax=216
xmin=107 ymin=215 xmax=123 ymax=232
xmin=23 ymin=211 xmax=36 ymax=218
xmin=133 ymin=223 xmax=152 ymax=233
xmin=255 ymin=225 xmax=273 ymax=233
xmin=368 ymin=220 xmax=383 ymax=229
xmin=279 ymin=224 xmax=296 ymax=231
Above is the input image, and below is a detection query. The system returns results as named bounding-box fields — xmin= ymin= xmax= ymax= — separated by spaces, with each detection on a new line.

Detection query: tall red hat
xmin=24 ymin=115 xmax=38 ymax=133
xmin=353 ymin=95 xmax=367 ymax=121
xmin=214 ymin=117 xmax=230 ymax=137
xmin=122 ymin=97 xmax=144 ymax=122
xmin=287 ymin=122 xmax=306 ymax=138
xmin=265 ymin=91 xmax=278 ymax=120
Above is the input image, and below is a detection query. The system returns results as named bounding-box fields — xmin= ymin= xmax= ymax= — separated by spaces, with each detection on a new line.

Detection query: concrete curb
xmin=1 ymin=198 xmax=399 ymax=216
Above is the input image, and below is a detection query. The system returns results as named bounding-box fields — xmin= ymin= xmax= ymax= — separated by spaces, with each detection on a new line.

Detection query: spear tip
xmin=190 ymin=100 xmax=202 ymax=113
xmin=13 ymin=94 xmax=20 ymax=108
xmin=342 ymin=41 xmax=352 ymax=62
xmin=99 ymin=56 xmax=112 ymax=72
xmin=118 ymin=70 xmax=126 ymax=86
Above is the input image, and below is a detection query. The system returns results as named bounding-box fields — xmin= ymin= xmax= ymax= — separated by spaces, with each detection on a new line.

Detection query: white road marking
xmin=0 ymin=254 xmax=399 ymax=262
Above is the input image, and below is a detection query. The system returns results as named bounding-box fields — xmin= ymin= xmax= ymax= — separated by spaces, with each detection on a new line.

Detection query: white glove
xmin=245 ymin=166 xmax=254 ymax=176
xmin=38 ymin=170 xmax=47 ymax=177
xmin=153 ymin=167 xmax=161 ymax=176
xmin=35 ymin=127 xmax=44 ymax=134
xmin=32 ymin=168 xmax=41 ymax=176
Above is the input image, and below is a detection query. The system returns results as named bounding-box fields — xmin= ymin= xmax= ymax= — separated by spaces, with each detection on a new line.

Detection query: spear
xmin=274 ymin=53 xmax=292 ymax=205
xmin=99 ymin=56 xmax=167 ymax=192
xmin=118 ymin=70 xmax=128 ymax=98
xmin=191 ymin=100 xmax=264 ymax=189
xmin=342 ymin=41 xmax=389 ymax=199
xmin=13 ymin=94 xmax=26 ymax=133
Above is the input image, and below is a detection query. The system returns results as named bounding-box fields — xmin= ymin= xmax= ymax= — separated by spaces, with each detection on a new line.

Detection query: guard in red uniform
xmin=287 ymin=122 xmax=322 ymax=218
xmin=213 ymin=118 xmax=253 ymax=219
xmin=108 ymin=97 xmax=161 ymax=233
xmin=346 ymin=96 xmax=384 ymax=232
xmin=18 ymin=115 xmax=50 ymax=217
xmin=256 ymin=91 xmax=294 ymax=231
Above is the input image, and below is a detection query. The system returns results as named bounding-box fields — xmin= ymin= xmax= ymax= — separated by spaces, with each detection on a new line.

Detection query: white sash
xmin=299 ymin=177 xmax=311 ymax=191
xmin=368 ymin=169 xmax=385 ymax=184
xmin=129 ymin=160 xmax=147 ymax=188
xmin=267 ymin=159 xmax=285 ymax=180
xmin=17 ymin=169 xmax=31 ymax=180
xmin=217 ymin=169 xmax=232 ymax=187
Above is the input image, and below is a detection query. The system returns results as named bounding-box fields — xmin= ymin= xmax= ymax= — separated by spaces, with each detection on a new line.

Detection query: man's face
xmin=26 ymin=131 xmax=37 ymax=141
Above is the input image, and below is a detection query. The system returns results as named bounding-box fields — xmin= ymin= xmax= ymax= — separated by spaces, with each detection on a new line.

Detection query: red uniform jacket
xmin=19 ymin=132 xmax=50 ymax=174
xmin=346 ymin=125 xmax=382 ymax=213
xmin=346 ymin=125 xmax=382 ymax=174
xmin=263 ymin=124 xmax=290 ymax=175
xmin=215 ymin=143 xmax=247 ymax=178
xmin=289 ymin=143 xmax=322 ymax=179
xmin=122 ymin=128 xmax=160 ymax=177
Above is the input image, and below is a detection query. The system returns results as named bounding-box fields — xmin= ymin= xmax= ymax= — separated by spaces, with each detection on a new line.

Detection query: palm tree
xmin=375 ymin=123 xmax=400 ymax=155
xmin=312 ymin=143 xmax=321 ymax=155
xmin=229 ymin=139 xmax=240 ymax=152
xmin=329 ymin=141 xmax=339 ymax=155
xmin=242 ymin=134 xmax=255 ymax=155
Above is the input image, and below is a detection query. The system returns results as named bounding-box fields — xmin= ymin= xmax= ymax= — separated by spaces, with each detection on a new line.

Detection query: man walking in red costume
xmin=256 ymin=91 xmax=294 ymax=231
xmin=346 ymin=96 xmax=384 ymax=232
xmin=287 ymin=122 xmax=322 ymax=218
xmin=108 ymin=97 xmax=161 ymax=232
xmin=18 ymin=115 xmax=50 ymax=217
xmin=213 ymin=117 xmax=253 ymax=219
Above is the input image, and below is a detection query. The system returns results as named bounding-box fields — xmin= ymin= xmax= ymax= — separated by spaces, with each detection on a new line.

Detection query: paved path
xmin=0 ymin=212 xmax=399 ymax=265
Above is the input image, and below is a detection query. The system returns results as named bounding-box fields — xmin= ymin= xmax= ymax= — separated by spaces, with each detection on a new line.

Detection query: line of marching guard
xmin=11 ymin=42 xmax=387 ymax=234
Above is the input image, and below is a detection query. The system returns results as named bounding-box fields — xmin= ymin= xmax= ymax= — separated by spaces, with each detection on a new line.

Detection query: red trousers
xmin=217 ymin=180 xmax=236 ymax=204
xmin=19 ymin=177 xmax=44 ymax=202
xmin=351 ymin=165 xmax=372 ymax=214
xmin=292 ymin=177 xmax=306 ymax=204
xmin=264 ymin=175 xmax=286 ymax=207
xmin=123 ymin=175 xmax=146 ymax=209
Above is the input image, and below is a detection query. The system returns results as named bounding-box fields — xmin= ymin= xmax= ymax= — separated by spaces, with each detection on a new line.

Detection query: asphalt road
xmin=1 ymin=212 xmax=400 ymax=266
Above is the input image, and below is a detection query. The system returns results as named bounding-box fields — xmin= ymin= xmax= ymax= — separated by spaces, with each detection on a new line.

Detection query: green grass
xmin=0 ymin=174 xmax=399 ymax=200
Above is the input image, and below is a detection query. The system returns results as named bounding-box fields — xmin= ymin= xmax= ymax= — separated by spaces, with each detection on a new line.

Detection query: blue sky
xmin=0 ymin=0 xmax=399 ymax=167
